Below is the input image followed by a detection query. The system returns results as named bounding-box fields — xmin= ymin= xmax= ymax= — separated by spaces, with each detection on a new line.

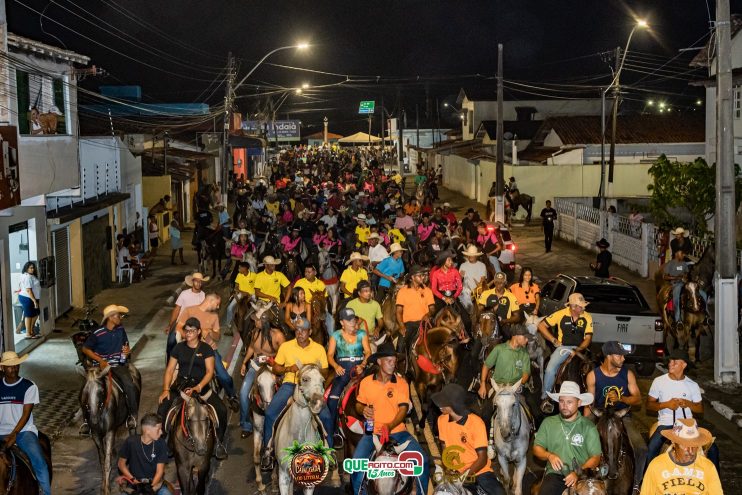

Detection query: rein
xmin=2 ymin=450 xmax=17 ymax=495
xmin=104 ymin=372 xmax=113 ymax=408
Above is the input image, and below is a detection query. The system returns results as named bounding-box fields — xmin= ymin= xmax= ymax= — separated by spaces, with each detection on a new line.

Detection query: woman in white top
xmin=148 ymin=215 xmax=160 ymax=257
xmin=17 ymin=261 xmax=41 ymax=338
xmin=169 ymin=212 xmax=185 ymax=265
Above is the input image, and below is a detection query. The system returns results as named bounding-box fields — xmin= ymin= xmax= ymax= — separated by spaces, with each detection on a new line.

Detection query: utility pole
xmin=323 ymin=116 xmax=328 ymax=146
xmin=381 ymin=97 xmax=386 ymax=148
xmin=714 ymin=0 xmax=740 ymax=384
xmin=399 ymin=108 xmax=405 ymax=172
xmin=221 ymin=52 xmax=236 ymax=205
xmin=415 ymin=104 xmax=420 ymax=149
xmin=494 ymin=43 xmax=505 ymax=224
xmin=607 ymin=46 xmax=622 ymax=186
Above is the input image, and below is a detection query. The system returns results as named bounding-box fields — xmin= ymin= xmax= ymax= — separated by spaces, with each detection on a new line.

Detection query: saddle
xmin=413 ymin=321 xmax=442 ymax=375
xmin=7 ymin=446 xmax=38 ymax=482
xmin=164 ymin=390 xmax=220 ymax=439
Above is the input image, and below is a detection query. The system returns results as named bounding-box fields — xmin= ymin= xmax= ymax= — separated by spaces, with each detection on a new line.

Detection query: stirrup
xmin=540 ymin=398 xmax=554 ymax=415
xmin=260 ymin=448 xmax=275 ymax=472
xmin=79 ymin=421 xmax=91 ymax=436
xmin=214 ymin=442 xmax=228 ymax=460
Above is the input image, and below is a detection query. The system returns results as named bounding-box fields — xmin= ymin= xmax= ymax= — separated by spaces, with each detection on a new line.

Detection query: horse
xmin=273 ymin=364 xmax=327 ymax=495
xmin=434 ymin=305 xmax=464 ymax=337
xmin=197 ymin=226 xmax=226 ymax=279
xmin=0 ymin=434 xmax=52 ymax=495
xmin=380 ymin=279 xmax=407 ymax=344
xmin=309 ymin=290 xmax=329 ymax=345
xmin=258 ymin=230 xmax=280 ymax=259
xmin=317 ymin=249 xmax=340 ymax=316
xmin=541 ymin=350 xmax=592 ymax=415
xmin=675 ymin=281 xmax=711 ymax=361
xmin=530 ymin=459 xmax=607 ymax=495
xmin=283 ymin=256 xmax=302 ymax=283
xmin=80 ymin=365 xmax=142 ymax=495
xmin=250 ymin=364 xmax=278 ymax=494
xmin=431 ymin=473 xmax=470 ymax=495
xmin=592 ymin=407 xmax=634 ymax=495
xmin=169 ymin=391 xmax=218 ymax=495
xmin=368 ymin=437 xmax=415 ymax=495
xmin=524 ymin=314 xmax=547 ymax=397
xmin=491 ymin=381 xmax=530 ymax=495
xmin=504 ymin=186 xmax=534 ymax=224
xmin=235 ymin=299 xmax=283 ymax=349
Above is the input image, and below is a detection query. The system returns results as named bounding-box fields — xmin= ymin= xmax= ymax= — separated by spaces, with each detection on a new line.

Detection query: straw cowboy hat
xmin=0 ymin=351 xmax=29 ymax=367
xmin=661 ymin=418 xmax=712 ymax=448
xmin=547 ymin=380 xmax=594 ymax=406
xmin=671 ymin=227 xmax=689 ymax=237
xmin=389 ymin=243 xmax=406 ymax=254
xmin=262 ymin=256 xmax=281 ymax=266
xmin=462 ymin=244 xmax=483 ymax=257
xmin=367 ymin=232 xmax=381 ymax=241
xmin=345 ymin=252 xmax=369 ymax=265
xmin=101 ymin=304 xmax=129 ymax=324
xmin=236 ymin=229 xmax=250 ymax=237
xmin=565 ymin=293 xmax=589 ymax=308
xmin=185 ymin=272 xmax=210 ymax=286
xmin=356 ymin=213 xmax=368 ymax=222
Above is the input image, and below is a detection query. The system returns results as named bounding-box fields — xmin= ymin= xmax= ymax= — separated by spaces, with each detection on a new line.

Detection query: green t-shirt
xmin=346 ymin=298 xmax=383 ymax=334
xmin=534 ymin=415 xmax=602 ymax=476
xmin=484 ymin=343 xmax=531 ymax=386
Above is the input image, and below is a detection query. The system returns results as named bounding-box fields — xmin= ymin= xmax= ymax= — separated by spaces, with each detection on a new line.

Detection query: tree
xmin=647 ymin=154 xmax=742 ymax=233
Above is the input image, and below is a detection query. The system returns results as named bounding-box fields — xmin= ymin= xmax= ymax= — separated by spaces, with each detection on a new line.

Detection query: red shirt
xmin=443 ymin=212 xmax=457 ymax=226
xmin=430 ymin=266 xmax=463 ymax=299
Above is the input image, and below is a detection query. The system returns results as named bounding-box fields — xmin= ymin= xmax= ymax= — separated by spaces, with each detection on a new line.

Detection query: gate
xmin=52 ymin=227 xmax=71 ymax=315
xmin=82 ymin=215 xmax=112 ymax=299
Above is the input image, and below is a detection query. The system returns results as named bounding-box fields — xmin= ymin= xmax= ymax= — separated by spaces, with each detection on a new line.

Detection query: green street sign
xmin=358 ymin=100 xmax=375 ymax=114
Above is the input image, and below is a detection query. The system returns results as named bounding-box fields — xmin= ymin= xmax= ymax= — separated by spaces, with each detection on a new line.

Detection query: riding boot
xmin=79 ymin=421 xmax=90 ymax=436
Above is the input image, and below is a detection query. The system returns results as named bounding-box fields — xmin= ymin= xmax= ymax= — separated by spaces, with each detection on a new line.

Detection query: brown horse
xmin=541 ymin=350 xmax=592 ymax=414
xmin=0 ymin=434 xmax=52 ymax=495
xmin=593 ymin=407 xmax=634 ymax=495
xmin=434 ymin=305 xmax=464 ymax=336
xmin=411 ymin=325 xmax=460 ymax=428
xmin=309 ymin=290 xmax=328 ymax=345
xmin=655 ymin=278 xmax=710 ymax=361
xmin=380 ymin=279 xmax=407 ymax=344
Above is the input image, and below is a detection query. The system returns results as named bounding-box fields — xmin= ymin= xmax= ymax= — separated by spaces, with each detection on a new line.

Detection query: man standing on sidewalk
xmin=540 ymin=200 xmax=557 ymax=253
xmin=164 ymin=273 xmax=208 ymax=361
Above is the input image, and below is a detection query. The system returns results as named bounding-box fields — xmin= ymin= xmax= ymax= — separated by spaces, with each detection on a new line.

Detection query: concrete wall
xmin=441 ymin=154 xmax=478 ymax=199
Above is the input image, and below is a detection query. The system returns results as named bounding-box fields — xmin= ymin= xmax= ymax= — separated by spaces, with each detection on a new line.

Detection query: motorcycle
xmin=70 ymin=302 xmax=98 ymax=367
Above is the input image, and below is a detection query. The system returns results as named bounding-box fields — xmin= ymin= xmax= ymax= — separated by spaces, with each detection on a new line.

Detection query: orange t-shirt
xmin=356 ymin=374 xmax=410 ymax=434
xmin=396 ymin=286 xmax=435 ymax=323
xmin=437 ymin=413 xmax=493 ymax=475
xmin=176 ymin=306 xmax=220 ymax=340
xmin=509 ymin=282 xmax=540 ymax=306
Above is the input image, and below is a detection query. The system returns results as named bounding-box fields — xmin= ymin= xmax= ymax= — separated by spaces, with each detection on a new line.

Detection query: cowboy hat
xmin=368 ymin=341 xmax=397 ymax=364
xmin=389 ymin=242 xmax=406 ymax=254
xmin=462 ymin=244 xmax=483 ymax=257
xmin=0 ymin=351 xmax=29 ymax=367
xmin=596 ymin=238 xmax=610 ymax=248
xmin=547 ymin=380 xmax=594 ymax=406
xmin=345 ymin=252 xmax=369 ymax=265
xmin=661 ymin=418 xmax=712 ymax=447
xmin=443 ymin=202 xmax=451 ymax=208
xmin=431 ymin=383 xmax=470 ymax=416
xmin=262 ymin=256 xmax=282 ymax=266
xmin=185 ymin=272 xmax=211 ymax=286
xmin=101 ymin=304 xmax=129 ymax=324
xmin=565 ymin=293 xmax=589 ymax=308
xmin=236 ymin=229 xmax=250 ymax=237
xmin=435 ymin=250 xmax=455 ymax=267
xmin=671 ymin=227 xmax=689 ymax=237
xmin=367 ymin=233 xmax=381 ymax=241
xmin=356 ymin=214 xmax=367 ymax=221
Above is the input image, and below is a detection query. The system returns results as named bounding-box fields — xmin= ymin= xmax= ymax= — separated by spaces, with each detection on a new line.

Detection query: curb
xmin=699 ymin=379 xmax=742 ymax=430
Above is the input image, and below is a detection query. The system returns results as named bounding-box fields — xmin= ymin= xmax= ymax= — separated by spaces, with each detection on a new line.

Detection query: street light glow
xmin=459 ymin=114 xmax=464 ymax=120
xmin=696 ymin=100 xmax=703 ymax=105
xmin=295 ymin=88 xmax=303 ymax=95
xmin=658 ymin=102 xmax=666 ymax=109
xmin=647 ymin=100 xmax=654 ymax=106
xmin=296 ymin=42 xmax=310 ymax=50
xmin=636 ymin=19 xmax=649 ymax=29
xmin=302 ymin=83 xmax=310 ymax=89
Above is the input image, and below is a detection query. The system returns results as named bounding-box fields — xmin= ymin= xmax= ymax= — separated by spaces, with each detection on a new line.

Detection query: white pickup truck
xmin=538 ymin=274 xmax=664 ymax=376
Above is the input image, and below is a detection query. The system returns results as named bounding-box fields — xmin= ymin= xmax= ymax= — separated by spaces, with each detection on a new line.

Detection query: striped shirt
xmin=83 ymin=325 xmax=129 ymax=366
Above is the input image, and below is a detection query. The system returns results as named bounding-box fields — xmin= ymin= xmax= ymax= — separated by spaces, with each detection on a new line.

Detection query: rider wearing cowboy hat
xmin=640 ymin=418 xmax=722 ymax=495
xmin=164 ymin=272 xmax=208 ymax=361
xmin=372 ymin=242 xmax=406 ymax=303
xmin=458 ymin=244 xmax=487 ymax=310
xmin=395 ymin=265 xmax=436 ymax=360
xmin=669 ymin=227 xmax=692 ymax=259
xmin=0 ymin=351 xmax=51 ymax=495
xmin=590 ymin=238 xmax=612 ymax=278
xmin=533 ymin=381 xmax=601 ymax=495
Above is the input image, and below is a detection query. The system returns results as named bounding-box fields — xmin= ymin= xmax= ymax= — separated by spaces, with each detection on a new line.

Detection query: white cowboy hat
xmin=443 ymin=202 xmax=451 ymax=208
xmin=367 ymin=233 xmax=381 ymax=241
xmin=345 ymin=252 xmax=369 ymax=265
xmin=262 ymin=256 xmax=281 ymax=266
xmin=356 ymin=214 xmax=367 ymax=221
xmin=0 ymin=351 xmax=29 ymax=367
xmin=661 ymin=418 xmax=712 ymax=447
xmin=236 ymin=229 xmax=250 ymax=236
xmin=185 ymin=272 xmax=210 ymax=286
xmin=546 ymin=380 xmax=594 ymax=406
xmin=101 ymin=304 xmax=129 ymax=324
xmin=389 ymin=243 xmax=407 ymax=254
xmin=462 ymin=244 xmax=483 ymax=257
xmin=671 ymin=227 xmax=689 ymax=237
xmin=565 ymin=293 xmax=589 ymax=308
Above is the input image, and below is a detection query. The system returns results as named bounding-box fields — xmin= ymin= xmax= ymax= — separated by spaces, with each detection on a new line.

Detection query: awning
xmin=46 ymin=192 xmax=130 ymax=224
xmin=338 ymin=132 xmax=381 ymax=143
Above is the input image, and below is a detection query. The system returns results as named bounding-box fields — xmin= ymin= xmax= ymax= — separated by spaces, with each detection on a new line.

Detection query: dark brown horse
xmin=412 ymin=325 xmax=460 ymax=428
xmin=505 ymin=186 xmax=534 ymax=224
xmin=309 ymin=290 xmax=328 ymax=345
xmin=380 ymin=279 xmax=407 ymax=344
xmin=541 ymin=350 xmax=592 ymax=414
xmin=0 ymin=434 xmax=52 ymax=495
xmin=593 ymin=407 xmax=633 ymax=495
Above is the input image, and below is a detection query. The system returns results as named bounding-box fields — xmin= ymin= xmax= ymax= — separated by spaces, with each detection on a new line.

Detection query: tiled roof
xmin=478 ymin=120 xmax=544 ymax=140
xmin=690 ymin=14 xmax=742 ymax=68
xmin=517 ymin=146 xmax=561 ymax=163
xmin=535 ymin=115 xmax=704 ymax=145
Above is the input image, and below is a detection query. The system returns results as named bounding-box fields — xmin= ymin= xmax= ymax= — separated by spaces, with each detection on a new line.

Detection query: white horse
xmin=524 ymin=313 xmax=548 ymax=394
xmin=273 ymin=363 xmax=327 ymax=495
xmin=369 ymin=436 xmax=414 ymax=495
xmin=491 ymin=381 xmax=530 ymax=495
xmin=318 ymin=248 xmax=340 ymax=315
xmin=251 ymin=364 xmax=277 ymax=494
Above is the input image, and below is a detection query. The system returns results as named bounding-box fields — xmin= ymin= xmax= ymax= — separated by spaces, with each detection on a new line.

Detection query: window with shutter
xmin=53 ymin=78 xmax=67 ymax=134
xmin=15 ymin=70 xmax=29 ymax=134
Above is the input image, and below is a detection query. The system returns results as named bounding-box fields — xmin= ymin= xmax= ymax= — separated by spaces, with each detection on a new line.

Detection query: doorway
xmin=8 ymin=221 xmax=36 ymax=346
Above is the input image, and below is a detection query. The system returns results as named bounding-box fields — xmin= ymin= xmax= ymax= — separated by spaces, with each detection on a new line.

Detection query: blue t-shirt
xmin=84 ymin=325 xmax=129 ymax=366
xmin=376 ymin=257 xmax=405 ymax=288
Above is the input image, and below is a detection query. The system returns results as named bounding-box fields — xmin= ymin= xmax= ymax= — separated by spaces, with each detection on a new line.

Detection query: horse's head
xmin=683 ymin=281 xmax=704 ymax=313
xmin=179 ymin=391 xmax=214 ymax=457
xmin=79 ymin=365 xmax=111 ymax=426
xmin=254 ymin=365 xmax=277 ymax=411
xmin=370 ymin=437 xmax=413 ymax=495
xmin=593 ymin=407 xmax=629 ymax=480
xmin=479 ymin=312 xmax=498 ymax=341
xmin=294 ymin=363 xmax=326 ymax=414
xmin=310 ymin=291 xmax=327 ymax=318
xmin=492 ymin=381 xmax=522 ymax=439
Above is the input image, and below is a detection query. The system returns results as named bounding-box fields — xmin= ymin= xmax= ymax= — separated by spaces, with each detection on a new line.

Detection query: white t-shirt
xmin=19 ymin=272 xmax=41 ymax=299
xmin=459 ymin=261 xmax=487 ymax=292
xmin=175 ymin=289 xmax=206 ymax=317
xmin=648 ymin=373 xmax=702 ymax=426
xmin=320 ymin=214 xmax=337 ymax=229
xmin=0 ymin=378 xmax=39 ymax=435
xmin=117 ymin=247 xmax=130 ymax=268
xmin=368 ymin=244 xmax=389 ymax=264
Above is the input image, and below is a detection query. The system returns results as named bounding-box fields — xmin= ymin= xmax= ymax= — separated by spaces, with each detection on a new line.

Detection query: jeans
xmin=465 ymin=471 xmax=505 ymax=495
xmin=111 ymin=365 xmax=140 ymax=418
xmin=262 ymin=383 xmax=334 ymax=448
xmin=213 ymin=350 xmax=236 ymax=398
xmin=672 ymin=282 xmax=683 ymax=321
xmin=155 ymin=485 xmax=174 ymax=495
xmin=166 ymin=326 xmax=177 ymax=363
xmin=327 ymin=359 xmax=361 ymax=437
xmin=224 ymin=297 xmax=239 ymax=329
xmin=487 ymin=255 xmax=502 ymax=273
xmin=239 ymin=359 xmax=258 ymax=432
xmin=350 ymin=431 xmax=429 ymax=495
xmin=646 ymin=424 xmax=720 ymax=473
xmin=0 ymin=432 xmax=50 ymax=495
xmin=542 ymin=346 xmax=576 ymax=398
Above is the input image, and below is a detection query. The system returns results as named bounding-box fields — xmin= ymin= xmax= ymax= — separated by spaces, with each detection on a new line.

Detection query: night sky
xmin=6 ymin=0 xmax=742 ymax=134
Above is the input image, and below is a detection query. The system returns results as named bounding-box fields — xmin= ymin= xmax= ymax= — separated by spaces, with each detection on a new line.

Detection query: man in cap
xmin=533 ymin=381 xmax=602 ymax=495
xmin=540 ymin=200 xmax=557 ymax=253
xmin=590 ymin=238 xmax=612 ymax=278
xmin=340 ymin=252 xmax=369 ymax=300
xmin=395 ymin=265 xmax=436 ymax=359
xmin=645 ymin=349 xmax=719 ymax=472
xmin=354 ymin=214 xmax=371 ymax=247
xmin=347 ymin=280 xmax=384 ymax=337
xmin=372 ymin=243 xmax=406 ymax=303
xmin=254 ymin=256 xmax=291 ymax=304
xmin=434 ymin=383 xmax=505 ymax=495
xmin=164 ymin=272 xmax=208 ymax=361
xmin=478 ymin=323 xmax=531 ymax=400
xmin=663 ymin=248 xmax=690 ymax=326
xmin=442 ymin=202 xmax=457 ymax=228
xmin=82 ymin=305 xmax=139 ymax=430
xmin=640 ymin=418 xmax=722 ymax=495
xmin=350 ymin=342 xmax=429 ymax=495
xmin=585 ymin=341 xmax=646 ymax=492
xmin=477 ymin=272 xmax=522 ymax=335
xmin=538 ymin=293 xmax=593 ymax=413
xmin=458 ymin=244 xmax=487 ymax=310
xmin=224 ymin=262 xmax=256 ymax=330
xmin=0 ymin=351 xmax=51 ymax=495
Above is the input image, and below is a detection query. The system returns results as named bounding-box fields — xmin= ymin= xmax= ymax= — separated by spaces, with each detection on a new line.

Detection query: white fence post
xmin=572 ymin=202 xmax=579 ymax=243
xmin=640 ymin=223 xmax=650 ymax=277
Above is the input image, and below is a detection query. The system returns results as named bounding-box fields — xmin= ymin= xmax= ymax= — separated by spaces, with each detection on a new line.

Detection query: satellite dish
xmin=503 ymin=132 xmax=514 ymax=140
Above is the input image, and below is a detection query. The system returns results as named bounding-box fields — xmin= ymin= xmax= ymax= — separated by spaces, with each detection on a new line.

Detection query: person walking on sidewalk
xmin=540 ymin=200 xmax=557 ymax=253
xmin=17 ymin=261 xmax=42 ymax=339
xmin=0 ymin=352 xmax=51 ymax=495
xmin=590 ymin=238 xmax=612 ymax=278
xmin=164 ymin=273 xmax=208 ymax=362
xmin=169 ymin=212 xmax=186 ymax=265
xmin=148 ymin=215 xmax=160 ymax=257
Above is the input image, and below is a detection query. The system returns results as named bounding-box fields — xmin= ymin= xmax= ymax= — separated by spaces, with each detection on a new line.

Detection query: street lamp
xmin=233 ymin=42 xmax=310 ymax=92
xmin=599 ymin=19 xmax=649 ymax=207
xmin=301 ymin=82 xmax=310 ymax=89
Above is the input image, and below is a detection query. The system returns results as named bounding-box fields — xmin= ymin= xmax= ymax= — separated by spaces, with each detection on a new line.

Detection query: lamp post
xmin=233 ymin=43 xmax=309 ymax=92
xmin=323 ymin=116 xmax=328 ymax=146
xmin=599 ymin=20 xmax=648 ymax=208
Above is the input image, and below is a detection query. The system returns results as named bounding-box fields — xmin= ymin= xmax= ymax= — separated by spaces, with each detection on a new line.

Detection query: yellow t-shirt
xmin=266 ymin=201 xmax=280 ymax=216
xmin=478 ymin=288 xmax=520 ymax=320
xmin=235 ymin=272 xmax=256 ymax=295
xmin=253 ymin=270 xmax=290 ymax=301
xmin=340 ymin=267 xmax=368 ymax=297
xmin=294 ymin=277 xmax=327 ymax=302
xmin=274 ymin=338 xmax=328 ymax=384
xmin=355 ymin=225 xmax=371 ymax=246
xmin=543 ymin=307 xmax=593 ymax=346
xmin=387 ymin=228 xmax=406 ymax=244
xmin=640 ymin=452 xmax=721 ymax=495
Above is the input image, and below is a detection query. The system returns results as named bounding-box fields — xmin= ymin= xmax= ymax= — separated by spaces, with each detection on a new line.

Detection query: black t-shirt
xmin=119 ymin=435 xmax=169 ymax=481
xmin=171 ymin=341 xmax=214 ymax=387
xmin=196 ymin=210 xmax=213 ymax=228
xmin=595 ymin=250 xmax=612 ymax=278
xmin=540 ymin=207 xmax=557 ymax=227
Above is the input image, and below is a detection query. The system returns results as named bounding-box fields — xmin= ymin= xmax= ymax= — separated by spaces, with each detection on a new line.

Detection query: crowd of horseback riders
xmin=64 ymin=146 xmax=724 ymax=495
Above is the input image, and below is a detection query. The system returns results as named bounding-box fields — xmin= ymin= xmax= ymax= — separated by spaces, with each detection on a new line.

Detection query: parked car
xmin=538 ymin=274 xmax=664 ymax=376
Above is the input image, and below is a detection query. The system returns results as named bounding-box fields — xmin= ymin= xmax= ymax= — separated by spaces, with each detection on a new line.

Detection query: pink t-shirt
xmin=231 ymin=243 xmax=250 ymax=259
xmin=175 ymin=289 xmax=206 ymax=316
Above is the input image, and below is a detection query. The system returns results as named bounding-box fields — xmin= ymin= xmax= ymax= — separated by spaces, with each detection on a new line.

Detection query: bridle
xmin=177 ymin=391 xmax=214 ymax=453
xmin=494 ymin=389 xmax=523 ymax=439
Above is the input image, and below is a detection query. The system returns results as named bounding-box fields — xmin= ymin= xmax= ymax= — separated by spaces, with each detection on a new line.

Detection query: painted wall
xmin=142 ymin=175 xmax=172 ymax=209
